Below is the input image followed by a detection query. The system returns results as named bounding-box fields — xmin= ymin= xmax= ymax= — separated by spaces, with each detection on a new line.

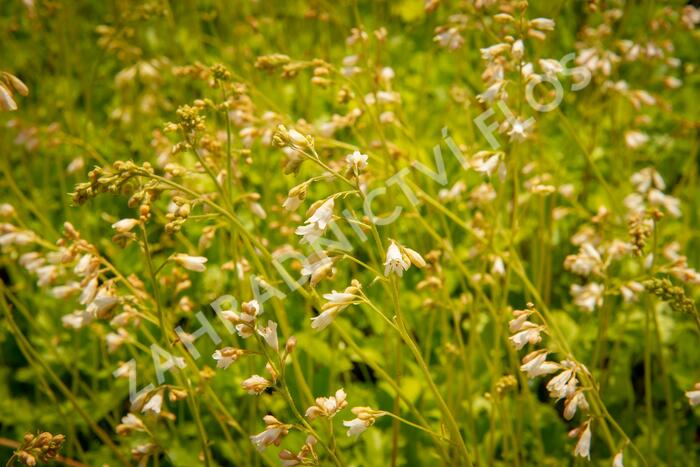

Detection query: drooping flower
xmin=257 ymin=320 xmax=279 ymax=351
xmin=111 ymin=218 xmax=140 ymax=233
xmin=509 ymin=322 xmax=544 ymax=350
xmin=685 ymin=382 xmax=700 ymax=406
xmin=212 ymin=347 xmax=244 ymax=369
xmin=142 ymin=392 xmax=163 ymax=414
xmin=563 ymin=391 xmax=589 ymax=420
xmin=172 ymin=253 xmax=208 ymax=272
xmin=384 ymin=241 xmax=410 ymax=276
xmin=343 ymin=406 xmax=384 ymax=438
xmin=547 ymin=362 xmax=579 ymax=400
xmin=116 ymin=413 xmax=146 ymax=435
xmin=295 ymin=198 xmax=334 ymax=244
xmin=311 ymin=281 xmax=362 ymax=331
xmin=520 ymin=350 xmax=560 ymax=379
xmin=571 ymin=422 xmax=592 ymax=460
xmin=250 ymin=415 xmax=292 ymax=452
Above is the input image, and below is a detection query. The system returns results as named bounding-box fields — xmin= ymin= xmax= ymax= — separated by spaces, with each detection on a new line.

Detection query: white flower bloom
xmin=476 ymin=81 xmax=506 ymax=104
xmin=624 ymin=130 xmax=649 ymax=149
xmin=212 ymin=347 xmax=243 ymax=369
xmin=343 ymin=418 xmax=369 ymax=438
xmin=509 ymin=323 xmax=543 ymax=350
xmin=257 ymin=320 xmax=279 ymax=351
xmin=346 ymin=150 xmax=368 ymax=172
xmin=480 ymin=43 xmax=510 ymax=61
xmin=547 ymin=368 xmax=578 ymax=400
xmin=172 ymin=253 xmax=208 ymax=272
xmin=51 ymin=281 xmax=81 ymax=299
xmin=311 ymin=308 xmax=341 ymax=331
xmin=116 ymin=413 xmax=146 ymax=435
xmin=74 ymin=254 xmax=95 ymax=277
xmin=686 ymin=383 xmax=700 ymax=406
xmin=384 ymin=241 xmax=410 ymax=276
xmin=142 ymin=393 xmax=163 ymax=414
xmin=295 ymin=198 xmax=334 ymax=244
xmin=249 ymin=415 xmax=290 ymax=452
xmin=471 ymin=151 xmax=502 ymax=177
xmin=571 ymin=283 xmax=604 ymax=312
xmin=520 ymin=351 xmax=560 ymax=379
xmin=112 ymin=218 xmax=139 ymax=233
xmin=563 ymin=391 xmax=589 ymax=420
xmin=511 ymin=39 xmax=524 ymax=60
xmin=564 ymin=243 xmax=602 ymax=277
xmin=492 ymin=257 xmax=506 ymax=276
xmin=648 ymin=189 xmax=681 ymax=218
xmin=539 ymin=58 xmax=564 ymax=76
xmin=613 ymin=452 xmax=624 ymax=467
xmin=282 ymin=194 xmax=303 ymax=211
xmin=529 ymin=18 xmax=555 ymax=31
xmin=305 ymin=388 xmax=348 ymax=419
xmin=573 ymin=423 xmax=592 ymax=460
xmin=106 ymin=328 xmax=129 ymax=353
xmin=62 ymin=310 xmax=93 ymax=329
xmin=242 ymin=375 xmax=271 ymax=395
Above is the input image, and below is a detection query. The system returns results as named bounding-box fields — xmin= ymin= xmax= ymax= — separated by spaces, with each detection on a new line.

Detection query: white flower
xmin=74 ymin=254 xmax=95 ymax=277
xmin=529 ymin=18 xmax=555 ymax=31
xmin=511 ymin=39 xmax=524 ymax=60
xmin=476 ymin=81 xmax=506 ymax=104
xmin=305 ymin=388 xmax=348 ymax=419
xmin=257 ymin=320 xmax=279 ymax=351
xmin=142 ymin=393 xmax=163 ymax=414
xmin=346 ymin=150 xmax=368 ymax=172
xmin=547 ymin=367 xmax=578 ymax=400
xmin=686 ymin=383 xmax=700 ymax=406
xmin=520 ymin=351 xmax=560 ymax=379
xmin=116 ymin=413 xmax=146 ymax=435
xmin=249 ymin=415 xmax=290 ymax=452
xmin=242 ymin=375 xmax=271 ymax=395
xmin=480 ymin=43 xmax=510 ymax=61
xmin=311 ymin=308 xmax=340 ymax=331
xmin=384 ymin=241 xmax=410 ymax=276
xmin=343 ymin=406 xmax=383 ymax=438
xmin=563 ymin=391 xmax=589 ymax=420
xmin=648 ymin=189 xmax=681 ymax=218
xmin=613 ymin=451 xmax=624 ymax=467
xmin=539 ymin=58 xmax=564 ymax=76
xmin=564 ymin=243 xmax=602 ymax=277
xmin=106 ymin=328 xmax=129 ymax=353
xmin=172 ymin=253 xmax=208 ymax=272
xmin=624 ymin=130 xmax=649 ymax=149
xmin=112 ymin=218 xmax=139 ymax=233
xmin=507 ymin=119 xmax=530 ymax=142
xmin=620 ymin=281 xmax=644 ymax=303
xmin=295 ymin=198 xmax=334 ymax=244
xmin=471 ymin=151 xmax=502 ymax=177
xmin=571 ymin=282 xmax=604 ymax=312
xmin=51 ymin=281 xmax=81 ymax=299
xmin=62 ymin=310 xmax=93 ymax=329
xmin=509 ymin=323 xmax=543 ymax=350
xmin=343 ymin=418 xmax=369 ymax=438
xmin=573 ymin=423 xmax=592 ymax=460
xmin=282 ymin=194 xmax=303 ymax=211
xmin=212 ymin=347 xmax=243 ymax=369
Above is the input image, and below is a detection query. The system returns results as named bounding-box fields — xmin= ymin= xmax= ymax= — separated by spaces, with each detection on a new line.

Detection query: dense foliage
xmin=1 ymin=1 xmax=699 ymax=466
